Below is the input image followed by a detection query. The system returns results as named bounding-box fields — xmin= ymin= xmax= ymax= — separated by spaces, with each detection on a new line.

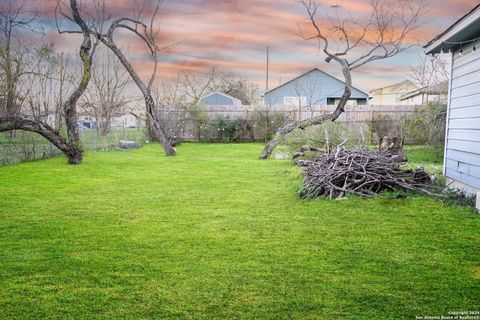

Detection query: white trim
xmin=425 ymin=6 xmax=480 ymax=54
xmin=443 ymin=51 xmax=454 ymax=176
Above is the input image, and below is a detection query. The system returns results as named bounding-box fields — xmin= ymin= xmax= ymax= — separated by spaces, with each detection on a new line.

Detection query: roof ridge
xmin=264 ymin=68 xmax=369 ymax=96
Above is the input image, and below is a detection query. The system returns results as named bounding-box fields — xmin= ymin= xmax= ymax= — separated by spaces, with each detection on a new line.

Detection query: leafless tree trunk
xmin=98 ymin=33 xmax=175 ymax=155
xmin=0 ymin=0 xmax=97 ymax=164
xmin=90 ymin=0 xmax=176 ymax=156
xmin=57 ymin=0 xmax=97 ymax=148
xmin=260 ymin=0 xmax=427 ymax=159
xmin=260 ymin=61 xmax=351 ymax=159
xmin=0 ymin=117 xmax=82 ymax=164
xmin=0 ymin=2 xmax=38 ymax=138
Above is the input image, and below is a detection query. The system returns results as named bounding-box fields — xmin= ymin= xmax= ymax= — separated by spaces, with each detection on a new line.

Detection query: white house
xmin=77 ymin=113 xmax=96 ymax=129
xmin=369 ymin=80 xmax=418 ymax=105
xmin=111 ymin=113 xmax=140 ymax=128
xmin=399 ymin=81 xmax=448 ymax=105
xmin=425 ymin=3 xmax=480 ymax=199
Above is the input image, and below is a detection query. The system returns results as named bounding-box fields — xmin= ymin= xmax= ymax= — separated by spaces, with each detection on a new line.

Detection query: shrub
xmin=368 ymin=114 xmax=405 ymax=144
xmin=440 ymin=187 xmax=477 ymax=208
xmin=281 ymin=121 xmax=372 ymax=155
xmin=401 ymin=102 xmax=447 ymax=147
xmin=251 ymin=109 xmax=287 ymax=142
xmin=202 ymin=117 xmax=254 ymax=143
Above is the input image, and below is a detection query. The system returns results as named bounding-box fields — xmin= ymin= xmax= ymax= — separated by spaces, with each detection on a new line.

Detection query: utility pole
xmin=266 ymin=46 xmax=270 ymax=91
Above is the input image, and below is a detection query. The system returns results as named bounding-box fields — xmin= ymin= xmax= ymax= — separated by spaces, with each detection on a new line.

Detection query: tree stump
xmin=379 ymin=136 xmax=404 ymax=154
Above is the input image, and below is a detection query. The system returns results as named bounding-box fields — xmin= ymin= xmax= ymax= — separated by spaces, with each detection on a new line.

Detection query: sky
xmin=26 ymin=0 xmax=479 ymax=92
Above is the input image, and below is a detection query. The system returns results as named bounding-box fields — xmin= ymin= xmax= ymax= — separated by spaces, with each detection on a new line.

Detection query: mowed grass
xmin=403 ymin=146 xmax=444 ymax=174
xmin=0 ymin=143 xmax=479 ymax=319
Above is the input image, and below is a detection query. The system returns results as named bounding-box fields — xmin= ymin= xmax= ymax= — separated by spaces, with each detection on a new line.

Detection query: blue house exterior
xmin=264 ymin=68 xmax=369 ymax=106
xmin=199 ymin=92 xmax=242 ymax=106
xmin=425 ymin=4 xmax=480 ymax=199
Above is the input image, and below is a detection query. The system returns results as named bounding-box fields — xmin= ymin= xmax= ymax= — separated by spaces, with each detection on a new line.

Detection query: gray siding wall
xmin=264 ymin=69 xmax=369 ymax=105
xmin=445 ymin=41 xmax=480 ymax=191
xmin=200 ymin=93 xmax=235 ymax=106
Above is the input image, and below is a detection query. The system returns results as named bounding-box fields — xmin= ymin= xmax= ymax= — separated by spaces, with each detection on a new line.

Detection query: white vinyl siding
xmin=445 ymin=41 xmax=480 ymax=191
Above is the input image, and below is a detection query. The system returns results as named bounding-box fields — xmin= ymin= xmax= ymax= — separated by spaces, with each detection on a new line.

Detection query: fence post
xmin=93 ymin=126 xmax=96 ymax=150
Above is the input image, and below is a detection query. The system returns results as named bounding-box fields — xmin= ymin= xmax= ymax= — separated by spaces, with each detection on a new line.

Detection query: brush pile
xmin=294 ymin=145 xmax=436 ymax=199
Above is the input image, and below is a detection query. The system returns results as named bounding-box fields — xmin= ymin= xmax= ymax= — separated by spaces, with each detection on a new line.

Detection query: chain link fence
xmin=0 ymin=126 xmax=148 ymax=166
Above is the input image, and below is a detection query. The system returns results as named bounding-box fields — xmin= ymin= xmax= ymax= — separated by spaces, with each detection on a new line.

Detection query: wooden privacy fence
xmin=156 ymin=104 xmax=424 ymax=141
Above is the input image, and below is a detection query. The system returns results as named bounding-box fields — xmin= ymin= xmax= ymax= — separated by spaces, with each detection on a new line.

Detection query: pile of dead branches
xmin=295 ymin=145 xmax=436 ymax=199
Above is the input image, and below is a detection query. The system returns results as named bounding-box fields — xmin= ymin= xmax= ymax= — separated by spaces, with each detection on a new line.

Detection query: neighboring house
xmin=399 ymin=81 xmax=448 ymax=105
xmin=77 ymin=113 xmax=96 ymax=129
xmin=369 ymin=80 xmax=418 ymax=105
xmin=199 ymin=92 xmax=242 ymax=106
xmin=111 ymin=113 xmax=140 ymax=128
xmin=425 ymin=3 xmax=480 ymax=197
xmin=264 ymin=68 xmax=369 ymax=107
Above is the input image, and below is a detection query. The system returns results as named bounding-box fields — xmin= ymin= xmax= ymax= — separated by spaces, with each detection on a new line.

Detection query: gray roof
xmin=400 ymin=81 xmax=448 ymax=100
xmin=264 ymin=68 xmax=369 ymax=97
xmin=199 ymin=91 xmax=242 ymax=106
xmin=369 ymin=80 xmax=417 ymax=93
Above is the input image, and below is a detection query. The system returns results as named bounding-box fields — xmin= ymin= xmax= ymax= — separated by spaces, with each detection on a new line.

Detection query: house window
xmin=326 ymin=98 xmax=336 ymax=105
xmin=283 ymin=96 xmax=306 ymax=106
xmin=357 ymin=98 xmax=367 ymax=105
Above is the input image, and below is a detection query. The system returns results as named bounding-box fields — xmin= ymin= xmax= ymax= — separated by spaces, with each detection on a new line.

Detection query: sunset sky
xmin=36 ymin=0 xmax=477 ymax=92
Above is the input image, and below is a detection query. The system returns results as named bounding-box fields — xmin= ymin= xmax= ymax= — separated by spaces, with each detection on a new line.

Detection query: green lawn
xmin=0 ymin=143 xmax=478 ymax=319
xmin=403 ymin=146 xmax=444 ymax=174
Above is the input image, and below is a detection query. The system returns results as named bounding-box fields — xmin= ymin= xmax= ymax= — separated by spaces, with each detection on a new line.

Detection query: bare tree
xmin=54 ymin=52 xmax=77 ymax=130
xmin=81 ymin=48 xmax=131 ymax=136
xmin=409 ymin=53 xmax=449 ymax=88
xmin=55 ymin=0 xmax=98 ymax=148
xmin=85 ymin=0 xmax=176 ymax=156
xmin=1 ymin=0 xmax=97 ymax=164
xmin=0 ymin=1 xmax=38 ymax=119
xmin=259 ymin=0 xmax=428 ymax=159
xmin=23 ymin=49 xmax=78 ymax=130
xmin=177 ymin=67 xmax=259 ymax=105
xmin=179 ymin=66 xmax=224 ymax=104
xmin=23 ymin=45 xmax=58 ymax=123
xmin=220 ymin=76 xmax=260 ymax=105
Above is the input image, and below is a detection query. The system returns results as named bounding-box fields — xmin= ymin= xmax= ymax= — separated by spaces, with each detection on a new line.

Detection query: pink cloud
xmin=6 ymin=0 xmax=475 ymax=91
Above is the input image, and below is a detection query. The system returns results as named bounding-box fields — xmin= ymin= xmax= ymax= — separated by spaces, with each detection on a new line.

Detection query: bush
xmin=281 ymin=121 xmax=372 ymax=154
xmin=440 ymin=187 xmax=477 ymax=208
xmin=401 ymin=102 xmax=447 ymax=147
xmin=206 ymin=117 xmax=254 ymax=142
xmin=251 ymin=109 xmax=287 ymax=142
xmin=368 ymin=114 xmax=402 ymax=144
